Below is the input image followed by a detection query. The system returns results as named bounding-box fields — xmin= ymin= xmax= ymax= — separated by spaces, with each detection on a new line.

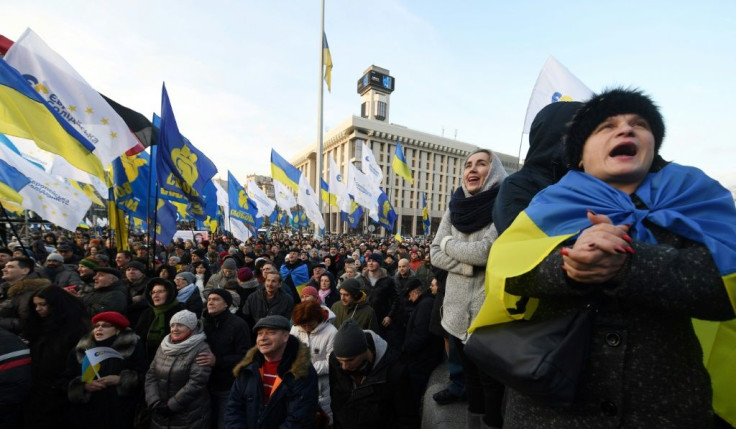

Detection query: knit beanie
xmin=339 ymin=278 xmax=363 ymax=299
xmin=222 ymin=258 xmax=238 ymax=270
xmin=79 ymin=258 xmax=99 ymax=270
xmin=300 ymin=286 xmax=321 ymax=304
xmin=333 ymin=319 xmax=368 ymax=358
xmin=367 ymin=252 xmax=383 ymax=265
xmin=92 ymin=311 xmax=130 ymax=330
xmin=237 ymin=267 xmax=253 ymax=282
xmin=170 ymin=310 xmax=198 ymax=330
xmin=126 ymin=261 xmax=146 ymax=273
xmin=175 ymin=271 xmax=196 ymax=284
xmin=207 ymin=288 xmax=234 ymax=307
xmin=46 ymin=253 xmax=64 ymax=262
xmin=564 ymin=87 xmax=665 ymax=170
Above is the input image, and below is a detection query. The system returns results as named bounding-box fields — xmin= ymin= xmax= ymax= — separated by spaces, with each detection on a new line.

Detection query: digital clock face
xmin=357 ymin=70 xmax=395 ymax=94
xmin=382 ymin=76 xmax=392 ymax=89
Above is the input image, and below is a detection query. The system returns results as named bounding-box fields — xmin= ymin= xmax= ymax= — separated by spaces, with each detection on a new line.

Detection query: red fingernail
xmin=559 ymin=248 xmax=569 ymax=256
xmin=614 ymin=246 xmax=626 ymax=254
xmin=622 ymin=234 xmax=632 ymax=243
xmin=625 ymin=246 xmax=635 ymax=254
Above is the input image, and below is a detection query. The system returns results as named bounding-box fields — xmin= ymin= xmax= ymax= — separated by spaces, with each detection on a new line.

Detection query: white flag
xmin=4 ymin=28 xmax=140 ymax=166
xmin=229 ymin=218 xmax=252 ymax=242
xmin=0 ymin=143 xmax=92 ymax=231
xmin=297 ymin=175 xmax=325 ymax=230
xmin=213 ymin=181 xmax=231 ymax=230
xmin=348 ymin=163 xmax=379 ymax=220
xmin=246 ymin=180 xmax=277 ymax=218
xmin=273 ymin=179 xmax=297 ymax=217
xmin=85 ymin=347 xmax=123 ymax=367
xmin=522 ymin=56 xmax=593 ymax=133
xmin=359 ymin=141 xmax=383 ymax=191
xmin=329 ymin=155 xmax=351 ymax=213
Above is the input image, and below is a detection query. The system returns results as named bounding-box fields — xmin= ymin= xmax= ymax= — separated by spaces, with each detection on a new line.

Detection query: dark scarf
xmin=147 ymin=300 xmax=180 ymax=351
xmin=449 ymin=184 xmax=500 ymax=233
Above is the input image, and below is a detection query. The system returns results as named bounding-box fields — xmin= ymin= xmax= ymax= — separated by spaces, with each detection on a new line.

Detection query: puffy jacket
xmin=144 ymin=331 xmax=212 ymax=429
xmin=225 ymin=335 xmax=318 ymax=428
xmin=291 ymin=318 xmax=337 ymax=422
xmin=81 ymin=280 xmax=128 ymax=316
xmin=242 ymin=287 xmax=294 ymax=328
xmin=330 ymin=293 xmax=380 ymax=332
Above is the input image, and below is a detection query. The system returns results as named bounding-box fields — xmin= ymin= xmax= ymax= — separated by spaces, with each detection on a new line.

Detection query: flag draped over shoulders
xmin=473 ymin=162 xmax=736 ymax=329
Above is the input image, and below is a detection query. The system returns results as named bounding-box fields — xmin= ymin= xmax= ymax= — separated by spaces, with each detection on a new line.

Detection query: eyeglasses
xmin=94 ymin=323 xmax=114 ymax=329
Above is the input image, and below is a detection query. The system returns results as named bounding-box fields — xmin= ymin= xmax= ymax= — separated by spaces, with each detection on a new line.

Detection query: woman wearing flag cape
xmin=478 ymin=88 xmax=736 ymax=427
xmin=66 ymin=311 xmax=147 ymax=429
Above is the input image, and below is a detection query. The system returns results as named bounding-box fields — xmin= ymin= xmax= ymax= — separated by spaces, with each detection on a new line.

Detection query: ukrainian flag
xmin=322 ymin=33 xmax=333 ymax=92
xmin=320 ymin=178 xmax=338 ymax=208
xmin=472 ymin=163 xmax=736 ymax=424
xmin=392 ymin=142 xmax=413 ymax=184
xmin=0 ymin=157 xmax=29 ymax=204
xmin=270 ymin=149 xmax=301 ymax=191
xmin=0 ymin=59 xmax=104 ymax=179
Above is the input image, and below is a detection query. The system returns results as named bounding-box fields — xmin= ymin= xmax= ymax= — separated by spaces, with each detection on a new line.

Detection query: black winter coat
xmin=225 ymin=336 xmax=318 ymax=428
xmin=66 ymin=329 xmax=148 ymax=429
xmin=202 ymin=309 xmax=251 ymax=392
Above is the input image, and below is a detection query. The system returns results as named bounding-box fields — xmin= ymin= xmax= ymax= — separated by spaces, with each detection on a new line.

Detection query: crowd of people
xmin=1 ymin=88 xmax=734 ymax=428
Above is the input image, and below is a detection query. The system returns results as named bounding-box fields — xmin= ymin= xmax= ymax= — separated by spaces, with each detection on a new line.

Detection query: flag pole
xmin=0 ymin=201 xmax=29 ymax=256
xmin=316 ymin=0 xmax=326 ymax=234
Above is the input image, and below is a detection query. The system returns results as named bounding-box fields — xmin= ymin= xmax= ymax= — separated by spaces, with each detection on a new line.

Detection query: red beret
xmin=92 ymin=311 xmax=130 ymax=330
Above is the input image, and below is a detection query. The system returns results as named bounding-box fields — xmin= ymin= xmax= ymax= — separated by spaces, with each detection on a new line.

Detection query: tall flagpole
xmin=316 ymin=0 xmax=325 ymax=235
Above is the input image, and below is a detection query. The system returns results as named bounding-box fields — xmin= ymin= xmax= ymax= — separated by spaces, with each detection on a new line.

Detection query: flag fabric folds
xmin=0 ymin=157 xmax=30 ymax=203
xmin=348 ymin=162 xmax=379 ymax=219
xmin=522 ymin=56 xmax=592 ymax=133
xmin=0 ymin=56 xmax=104 ymax=179
xmin=100 ymin=93 xmax=157 ymax=149
xmin=81 ymin=346 xmax=123 ymax=382
xmin=328 ymin=155 xmax=351 ymax=213
xmin=273 ymin=179 xmax=297 ymax=217
xmin=421 ymin=192 xmax=431 ymax=236
xmin=4 ymin=29 xmax=140 ymax=165
xmin=340 ymin=199 xmax=364 ymax=229
xmin=227 ymin=171 xmax=260 ymax=231
xmin=322 ymin=33 xmax=333 ymax=92
xmin=392 ymin=142 xmax=413 ymax=184
xmin=0 ymin=141 xmax=92 ymax=231
xmin=376 ymin=189 xmax=397 ymax=232
xmin=320 ymin=178 xmax=338 ymax=208
xmin=298 ymin=174 xmax=325 ymax=229
xmin=156 ymin=84 xmax=217 ymax=220
xmin=247 ymin=180 xmax=277 ymax=218
xmin=359 ymin=141 xmax=383 ymax=189
xmin=112 ymin=150 xmax=151 ymax=219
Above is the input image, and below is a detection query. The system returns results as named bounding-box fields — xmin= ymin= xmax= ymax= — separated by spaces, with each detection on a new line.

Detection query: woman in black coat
xmin=134 ymin=278 xmax=184 ymax=363
xmin=22 ymin=286 xmax=91 ymax=428
xmin=67 ymin=311 xmax=147 ymax=429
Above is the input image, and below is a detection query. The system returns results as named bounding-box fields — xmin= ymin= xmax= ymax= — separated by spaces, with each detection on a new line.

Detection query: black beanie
xmin=339 ymin=278 xmax=363 ymax=299
xmin=207 ymin=288 xmax=234 ymax=307
xmin=333 ymin=319 xmax=368 ymax=358
xmin=564 ymin=88 xmax=665 ymax=170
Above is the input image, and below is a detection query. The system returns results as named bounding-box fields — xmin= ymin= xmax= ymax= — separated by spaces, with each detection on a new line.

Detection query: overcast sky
xmin=5 ymin=1 xmax=736 ymax=188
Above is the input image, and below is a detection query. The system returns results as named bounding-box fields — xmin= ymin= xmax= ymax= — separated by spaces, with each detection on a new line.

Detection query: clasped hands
xmin=560 ymin=210 xmax=633 ymax=284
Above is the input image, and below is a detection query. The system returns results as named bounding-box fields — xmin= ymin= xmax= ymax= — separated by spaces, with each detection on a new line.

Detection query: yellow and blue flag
xmin=376 ymin=189 xmax=397 ymax=233
xmin=421 ymin=192 xmax=431 ymax=236
xmin=112 ymin=150 xmax=151 ymax=219
xmin=270 ymin=149 xmax=301 ymax=191
xmin=81 ymin=346 xmax=123 ymax=382
xmin=323 ymin=33 xmax=333 ymax=92
xmin=340 ymin=198 xmax=363 ymax=229
xmin=228 ymin=171 xmax=260 ymax=232
xmin=472 ymin=163 xmax=736 ymax=424
xmin=0 ymin=157 xmax=29 ymax=204
xmin=0 ymin=58 xmax=104 ymax=179
xmin=156 ymin=84 xmax=217 ymax=221
xmin=321 ymin=178 xmax=338 ymax=208
xmin=392 ymin=142 xmax=413 ymax=184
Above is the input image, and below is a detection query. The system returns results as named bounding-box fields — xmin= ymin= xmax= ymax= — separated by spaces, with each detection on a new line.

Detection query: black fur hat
xmin=564 ymin=88 xmax=665 ymax=170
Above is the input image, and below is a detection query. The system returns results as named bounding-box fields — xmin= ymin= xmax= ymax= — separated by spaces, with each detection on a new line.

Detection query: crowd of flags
xmin=1 ymin=24 xmax=604 ymax=246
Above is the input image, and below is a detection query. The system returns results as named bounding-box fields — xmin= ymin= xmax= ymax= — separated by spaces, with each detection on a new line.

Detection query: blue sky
xmin=5 ymin=1 xmax=736 ymax=187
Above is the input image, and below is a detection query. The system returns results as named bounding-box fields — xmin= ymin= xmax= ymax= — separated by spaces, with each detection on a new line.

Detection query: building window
xmin=361 ymin=102 xmax=368 ymax=118
xmin=376 ymin=101 xmax=387 ymax=121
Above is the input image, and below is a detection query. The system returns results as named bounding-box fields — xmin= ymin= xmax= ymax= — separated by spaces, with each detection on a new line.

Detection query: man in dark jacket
xmin=242 ymin=272 xmax=294 ymax=328
xmin=81 ymin=267 xmax=128 ymax=316
xmin=43 ymin=252 xmax=82 ymax=288
xmin=0 ymin=327 xmax=32 ymax=428
xmin=199 ymin=289 xmax=251 ymax=429
xmin=225 ymin=315 xmax=318 ymax=428
xmin=358 ymin=253 xmax=403 ymax=349
xmin=329 ymin=319 xmax=418 ymax=429
xmin=0 ymin=257 xmax=49 ymax=334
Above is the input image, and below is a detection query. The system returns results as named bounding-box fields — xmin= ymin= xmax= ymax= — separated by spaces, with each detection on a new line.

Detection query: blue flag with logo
xmin=341 ymin=198 xmax=364 ymax=229
xmin=227 ymin=171 xmax=260 ymax=231
xmin=376 ymin=189 xmax=397 ymax=232
xmin=156 ymin=84 xmax=217 ymax=220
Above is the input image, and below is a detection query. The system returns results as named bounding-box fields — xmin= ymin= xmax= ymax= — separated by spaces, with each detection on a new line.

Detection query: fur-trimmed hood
xmin=232 ymin=335 xmax=311 ymax=380
xmin=7 ymin=277 xmax=51 ymax=298
xmin=74 ymin=328 xmax=140 ymax=363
